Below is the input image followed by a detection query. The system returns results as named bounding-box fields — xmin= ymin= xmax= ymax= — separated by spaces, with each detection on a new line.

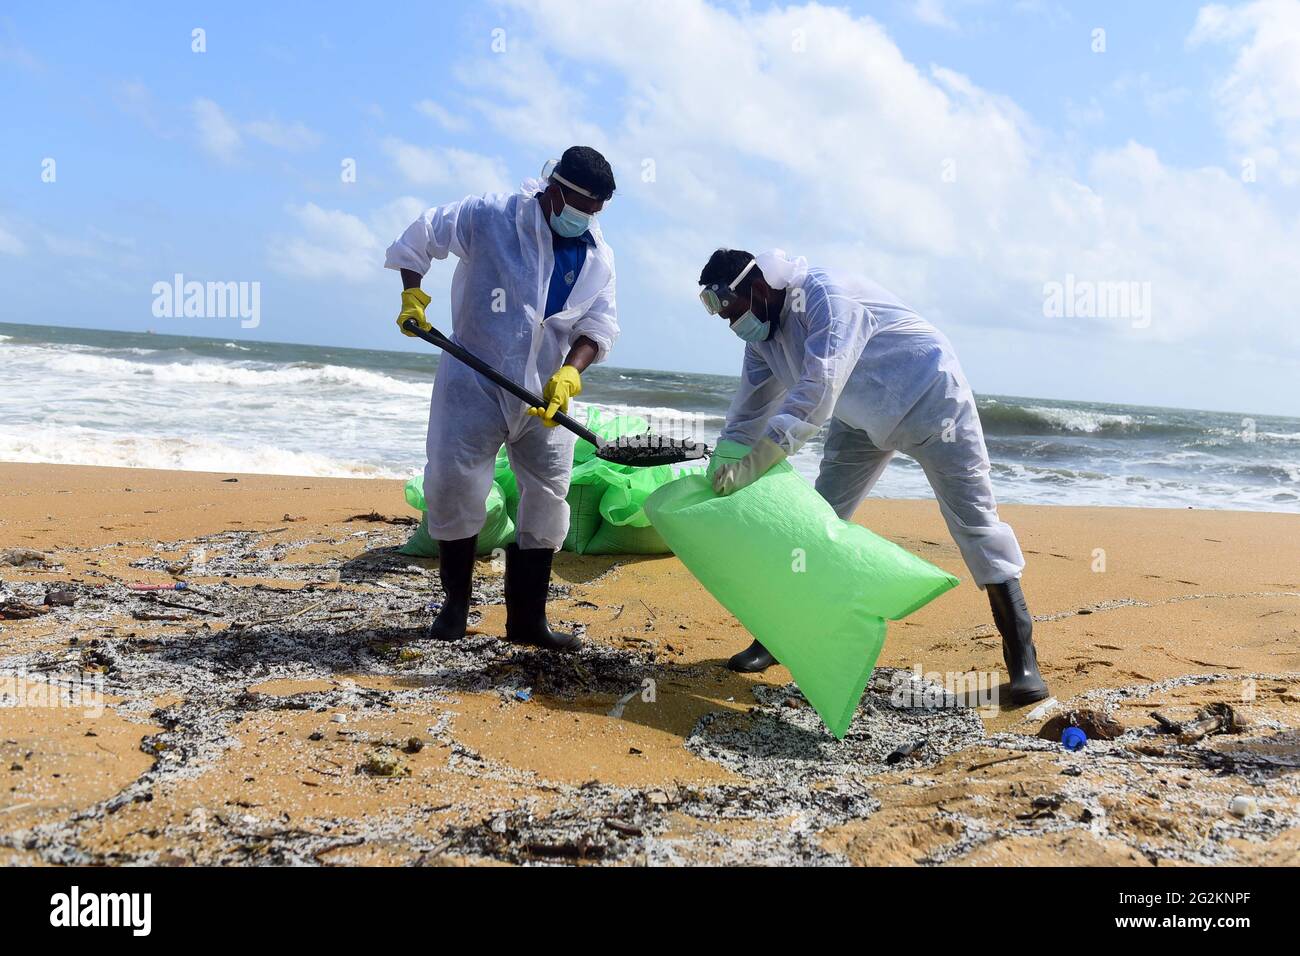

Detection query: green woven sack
xmin=493 ymin=446 xmax=519 ymax=523
xmin=399 ymin=476 xmax=515 ymax=557
xmin=562 ymin=480 xmax=607 ymax=554
xmin=404 ymin=409 xmax=678 ymax=557
xmin=644 ymin=440 xmax=959 ymax=738
xmin=562 ymin=436 xmax=674 ymax=554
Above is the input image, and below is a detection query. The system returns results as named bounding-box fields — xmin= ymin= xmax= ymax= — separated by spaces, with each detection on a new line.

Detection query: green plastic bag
xmin=399 ymin=476 xmax=515 ymax=557
xmin=504 ymin=407 xmax=677 ymax=555
xmin=401 ymin=408 xmax=680 ymax=557
xmin=644 ymin=440 xmax=959 ymax=738
xmin=563 ymin=430 xmax=675 ymax=554
xmin=493 ymin=446 xmax=519 ymax=523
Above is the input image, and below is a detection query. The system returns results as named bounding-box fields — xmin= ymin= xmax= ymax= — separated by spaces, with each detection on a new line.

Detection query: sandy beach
xmin=1 ymin=461 xmax=1298 ymax=866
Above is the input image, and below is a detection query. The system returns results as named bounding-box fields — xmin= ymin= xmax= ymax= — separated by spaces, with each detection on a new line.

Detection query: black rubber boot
xmin=987 ymin=578 xmax=1050 ymax=705
xmin=504 ymin=544 xmax=578 ymax=652
xmin=727 ymin=640 xmax=776 ymax=673
xmin=427 ymin=535 xmax=477 ymax=641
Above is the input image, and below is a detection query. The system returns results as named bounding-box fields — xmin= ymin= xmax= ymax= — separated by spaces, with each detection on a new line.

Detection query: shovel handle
xmin=402 ymin=319 xmax=605 ymax=447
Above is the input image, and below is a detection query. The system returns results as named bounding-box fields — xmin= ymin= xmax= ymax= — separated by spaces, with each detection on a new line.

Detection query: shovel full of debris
xmin=402 ymin=320 xmax=710 ymax=468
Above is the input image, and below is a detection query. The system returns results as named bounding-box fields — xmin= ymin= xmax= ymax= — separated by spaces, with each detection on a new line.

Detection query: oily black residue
xmin=598 ymin=436 xmax=710 ymax=466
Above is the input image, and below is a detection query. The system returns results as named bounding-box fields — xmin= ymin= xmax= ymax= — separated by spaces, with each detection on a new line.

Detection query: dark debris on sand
xmin=4 ymin=525 xmax=1299 ymax=866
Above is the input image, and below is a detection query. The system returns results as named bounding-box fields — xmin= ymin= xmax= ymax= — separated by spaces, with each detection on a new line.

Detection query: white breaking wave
xmin=32 ymin=351 xmax=431 ymax=397
xmin=2 ymin=330 xmax=1297 ymax=513
xmin=1024 ymin=405 xmax=1135 ymax=433
xmin=0 ymin=424 xmax=410 ymax=479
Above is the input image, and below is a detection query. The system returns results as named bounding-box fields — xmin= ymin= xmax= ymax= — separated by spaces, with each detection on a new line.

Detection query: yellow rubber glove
xmin=529 ymin=365 xmax=583 ymax=427
xmin=397 ymin=287 xmax=432 ymax=336
xmin=712 ymin=437 xmax=787 ymax=495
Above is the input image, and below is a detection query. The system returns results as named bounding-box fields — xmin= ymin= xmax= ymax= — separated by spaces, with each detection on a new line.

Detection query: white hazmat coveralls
xmin=720 ymin=251 xmax=1023 ymax=587
xmin=384 ymin=178 xmax=618 ymax=551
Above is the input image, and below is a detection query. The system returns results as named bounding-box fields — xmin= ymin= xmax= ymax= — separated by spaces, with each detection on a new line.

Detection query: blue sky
xmin=2 ymin=0 xmax=1299 ymax=415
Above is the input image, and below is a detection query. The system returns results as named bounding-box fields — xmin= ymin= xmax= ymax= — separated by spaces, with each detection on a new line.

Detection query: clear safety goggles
xmin=698 ymin=258 xmax=757 ymax=315
xmin=541 ymin=158 xmax=599 ymax=201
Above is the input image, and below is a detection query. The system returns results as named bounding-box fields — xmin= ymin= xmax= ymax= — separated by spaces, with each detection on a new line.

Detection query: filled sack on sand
xmin=562 ymin=417 xmax=675 ymax=554
xmin=644 ymin=440 xmax=958 ymax=738
xmin=399 ymin=475 xmax=515 ymax=558
xmin=402 ymin=408 xmax=676 ymax=558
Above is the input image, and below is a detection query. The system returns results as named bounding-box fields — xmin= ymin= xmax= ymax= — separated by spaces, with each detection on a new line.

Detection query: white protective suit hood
xmin=753 ymin=248 xmax=806 ymax=291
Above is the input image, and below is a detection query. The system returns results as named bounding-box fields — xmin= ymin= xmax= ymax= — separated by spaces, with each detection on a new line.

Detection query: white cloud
xmin=0 ymin=215 xmax=136 ymax=264
xmin=114 ymin=79 xmax=170 ymax=135
xmin=270 ymin=204 xmax=378 ymax=282
xmin=911 ymin=0 xmax=959 ymax=30
xmin=382 ymin=139 xmax=512 ymax=194
xmin=269 ymin=198 xmax=429 ymax=283
xmin=1065 ymin=96 xmax=1105 ymax=128
xmin=1189 ymin=0 xmax=1300 ymax=182
xmin=245 ymin=117 xmax=323 ymax=151
xmin=192 ymin=98 xmax=243 ymax=163
xmin=415 ymin=99 xmax=469 ymax=132
xmin=0 ymin=221 xmax=25 ymax=256
xmin=462 ymin=0 xmax=1300 ymax=364
xmin=1010 ymin=0 xmax=1073 ymax=24
xmin=369 ymin=196 xmax=430 ymax=249
xmin=41 ymin=226 xmax=139 ymax=265
xmin=1109 ymin=72 xmax=1190 ymax=117
xmin=191 ymin=98 xmax=322 ymax=162
xmin=456 ymin=44 xmax=607 ymax=151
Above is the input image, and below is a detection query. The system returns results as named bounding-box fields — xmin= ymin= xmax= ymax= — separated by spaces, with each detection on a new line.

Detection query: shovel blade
xmin=595 ymin=435 xmax=711 ymax=468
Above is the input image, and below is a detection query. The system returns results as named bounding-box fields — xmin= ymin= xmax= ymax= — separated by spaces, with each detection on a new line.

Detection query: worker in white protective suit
xmin=699 ymin=248 xmax=1048 ymax=705
xmin=385 ymin=147 xmax=619 ymax=652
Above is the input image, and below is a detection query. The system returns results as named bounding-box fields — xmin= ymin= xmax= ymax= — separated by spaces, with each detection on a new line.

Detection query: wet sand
xmin=1 ymin=461 xmax=1298 ymax=866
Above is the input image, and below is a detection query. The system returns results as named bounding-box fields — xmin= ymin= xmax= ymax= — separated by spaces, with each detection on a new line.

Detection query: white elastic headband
xmin=728 ymin=258 xmax=757 ymax=291
xmin=550 ymin=169 xmax=597 ymax=200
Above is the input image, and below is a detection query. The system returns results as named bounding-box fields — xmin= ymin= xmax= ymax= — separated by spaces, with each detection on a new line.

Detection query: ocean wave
xmin=37 ymin=351 xmax=432 ymax=397
xmin=976 ymin=402 xmax=1211 ymax=438
xmin=990 ymin=461 xmax=1113 ymax=483
xmin=1230 ymin=461 xmax=1300 ymax=484
xmin=0 ymin=426 xmax=410 ymax=479
xmin=978 ymin=403 xmax=1134 ymax=435
xmin=986 ymin=437 xmax=1120 ymax=462
xmin=4 ymin=326 xmax=1298 ymax=514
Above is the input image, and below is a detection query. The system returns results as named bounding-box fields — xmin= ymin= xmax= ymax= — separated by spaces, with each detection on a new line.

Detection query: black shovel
xmin=402 ymin=319 xmax=710 ymax=468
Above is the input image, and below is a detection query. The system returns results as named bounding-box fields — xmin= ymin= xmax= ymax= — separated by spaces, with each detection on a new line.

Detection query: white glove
xmin=711 ymin=438 xmax=787 ymax=496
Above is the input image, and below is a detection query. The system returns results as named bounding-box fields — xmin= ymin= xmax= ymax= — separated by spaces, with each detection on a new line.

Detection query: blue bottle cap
xmin=1061 ymin=726 xmax=1087 ymax=751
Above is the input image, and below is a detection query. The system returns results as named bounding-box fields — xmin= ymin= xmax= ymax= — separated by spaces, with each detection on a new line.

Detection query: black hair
xmin=699 ymin=248 xmax=758 ymax=290
xmin=556 ymin=146 xmax=616 ymax=201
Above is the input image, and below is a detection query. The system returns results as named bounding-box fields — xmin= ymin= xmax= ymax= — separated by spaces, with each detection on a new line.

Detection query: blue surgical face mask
xmin=730 ymin=310 xmax=771 ymax=343
xmin=549 ymin=203 xmax=592 ymax=238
